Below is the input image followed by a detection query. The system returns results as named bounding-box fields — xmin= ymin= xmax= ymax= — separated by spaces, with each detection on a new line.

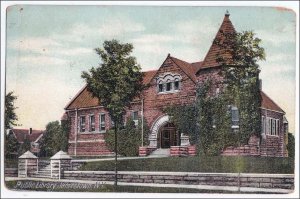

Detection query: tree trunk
xmin=114 ymin=121 xmax=118 ymax=189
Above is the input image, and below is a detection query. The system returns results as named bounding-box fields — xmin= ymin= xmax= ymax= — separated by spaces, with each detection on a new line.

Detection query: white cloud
xmin=54 ymin=18 xmax=145 ymax=43
xmin=256 ymin=30 xmax=295 ymax=46
xmin=131 ymin=34 xmax=175 ymax=44
xmin=8 ymin=37 xmax=62 ymax=53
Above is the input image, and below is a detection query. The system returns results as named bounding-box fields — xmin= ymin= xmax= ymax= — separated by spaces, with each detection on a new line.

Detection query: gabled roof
xmin=12 ymin=129 xmax=45 ymax=143
xmin=170 ymin=56 xmax=198 ymax=83
xmin=261 ymin=91 xmax=285 ymax=113
xmin=65 ymin=70 xmax=160 ymax=110
xmin=143 ymin=70 xmax=157 ymax=85
xmin=200 ymin=13 xmax=236 ymax=70
xmin=65 ymin=86 xmax=100 ymax=110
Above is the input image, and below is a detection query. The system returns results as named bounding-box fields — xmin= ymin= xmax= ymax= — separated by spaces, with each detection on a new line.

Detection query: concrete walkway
xmin=5 ymin=177 xmax=293 ymax=194
xmin=72 ymin=152 xmax=168 ymax=163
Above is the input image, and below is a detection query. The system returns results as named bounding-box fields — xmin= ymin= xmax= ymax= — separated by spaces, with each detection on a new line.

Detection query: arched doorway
xmin=158 ymin=123 xmax=180 ymax=148
xmin=149 ymin=115 xmax=181 ymax=148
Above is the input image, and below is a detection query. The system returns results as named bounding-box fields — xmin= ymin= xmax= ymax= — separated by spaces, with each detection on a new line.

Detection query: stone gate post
xmin=50 ymin=151 xmax=72 ymax=180
xmin=18 ymin=151 xmax=38 ymax=178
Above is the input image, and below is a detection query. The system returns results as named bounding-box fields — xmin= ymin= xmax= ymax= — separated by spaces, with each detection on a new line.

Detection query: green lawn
xmin=80 ymin=156 xmax=294 ymax=174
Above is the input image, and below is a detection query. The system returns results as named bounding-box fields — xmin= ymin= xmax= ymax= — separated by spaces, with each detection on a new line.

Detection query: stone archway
xmin=149 ymin=115 xmax=180 ymax=148
xmin=149 ymin=115 xmax=176 ymax=148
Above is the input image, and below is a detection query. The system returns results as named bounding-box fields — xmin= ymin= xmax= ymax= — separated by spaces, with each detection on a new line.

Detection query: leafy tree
xmin=5 ymin=132 xmax=20 ymax=158
xmin=18 ymin=136 xmax=31 ymax=156
xmin=82 ymin=40 xmax=144 ymax=186
xmin=215 ymin=30 xmax=265 ymax=144
xmin=5 ymin=92 xmax=18 ymax=129
xmin=61 ymin=117 xmax=71 ymax=152
xmin=164 ymin=104 xmax=198 ymax=145
xmin=40 ymin=121 xmax=65 ymax=157
xmin=287 ymin=133 xmax=295 ymax=159
xmin=105 ymin=117 xmax=149 ymax=157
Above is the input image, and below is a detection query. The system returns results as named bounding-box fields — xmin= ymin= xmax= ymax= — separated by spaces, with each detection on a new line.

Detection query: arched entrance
xmin=158 ymin=123 xmax=179 ymax=148
xmin=149 ymin=115 xmax=180 ymax=148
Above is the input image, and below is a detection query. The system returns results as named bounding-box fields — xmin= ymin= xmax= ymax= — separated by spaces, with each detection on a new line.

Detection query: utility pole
xmin=231 ymin=105 xmax=240 ymax=193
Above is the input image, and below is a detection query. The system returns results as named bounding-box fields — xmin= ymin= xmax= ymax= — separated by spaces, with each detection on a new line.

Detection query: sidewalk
xmin=5 ymin=177 xmax=293 ymax=194
xmin=71 ymin=155 xmax=168 ymax=163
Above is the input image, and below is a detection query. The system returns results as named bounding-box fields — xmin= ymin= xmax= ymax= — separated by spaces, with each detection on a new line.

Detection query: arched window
xmin=166 ymin=79 xmax=172 ymax=91
xmin=174 ymin=78 xmax=180 ymax=90
xmin=158 ymin=81 xmax=163 ymax=92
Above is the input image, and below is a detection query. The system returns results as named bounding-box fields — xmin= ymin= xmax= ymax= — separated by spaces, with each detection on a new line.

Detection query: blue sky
xmin=5 ymin=5 xmax=296 ymax=133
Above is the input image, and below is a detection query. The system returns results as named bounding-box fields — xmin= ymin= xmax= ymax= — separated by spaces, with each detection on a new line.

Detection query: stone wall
xmin=5 ymin=168 xmax=18 ymax=177
xmin=63 ymin=171 xmax=294 ymax=190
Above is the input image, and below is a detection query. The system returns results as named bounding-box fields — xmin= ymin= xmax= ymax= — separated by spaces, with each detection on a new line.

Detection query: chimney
xmin=29 ymin=128 xmax=32 ymax=135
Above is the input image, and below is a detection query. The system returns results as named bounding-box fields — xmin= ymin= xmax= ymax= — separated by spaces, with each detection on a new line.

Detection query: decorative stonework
xmin=149 ymin=115 xmax=170 ymax=147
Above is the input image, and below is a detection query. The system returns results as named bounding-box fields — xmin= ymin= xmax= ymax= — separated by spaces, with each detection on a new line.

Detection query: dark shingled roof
xmin=12 ymin=129 xmax=44 ymax=143
xmin=261 ymin=91 xmax=285 ymax=113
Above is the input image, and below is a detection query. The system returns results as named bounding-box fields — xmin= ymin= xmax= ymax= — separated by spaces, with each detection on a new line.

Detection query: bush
xmin=105 ymin=118 xmax=149 ymax=156
xmin=287 ymin=133 xmax=295 ymax=159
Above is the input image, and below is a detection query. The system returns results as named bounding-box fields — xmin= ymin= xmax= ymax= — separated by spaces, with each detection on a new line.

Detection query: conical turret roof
xmin=200 ymin=12 xmax=236 ymax=70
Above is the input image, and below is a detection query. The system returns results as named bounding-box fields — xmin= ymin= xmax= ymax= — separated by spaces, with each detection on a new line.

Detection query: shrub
xmin=105 ymin=118 xmax=149 ymax=156
xmin=287 ymin=133 xmax=295 ymax=159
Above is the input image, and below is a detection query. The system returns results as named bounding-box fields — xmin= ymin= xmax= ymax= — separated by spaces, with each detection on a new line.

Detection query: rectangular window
xmin=158 ymin=84 xmax=163 ymax=92
xmin=89 ymin=115 xmax=95 ymax=132
xmin=166 ymin=82 xmax=171 ymax=91
xmin=276 ymin=119 xmax=279 ymax=136
xmin=267 ymin=118 xmax=271 ymax=135
xmin=99 ymin=113 xmax=106 ymax=132
xmin=261 ymin=116 xmax=265 ymax=134
xmin=132 ymin=111 xmax=139 ymax=126
xmin=132 ymin=111 xmax=139 ymax=120
xmin=79 ymin=116 xmax=85 ymax=132
xmin=272 ymin=119 xmax=275 ymax=135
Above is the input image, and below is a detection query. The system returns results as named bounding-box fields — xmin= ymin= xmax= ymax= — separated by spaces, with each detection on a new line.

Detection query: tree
xmin=61 ymin=117 xmax=71 ymax=152
xmin=18 ymin=136 xmax=31 ymax=156
xmin=215 ymin=30 xmax=265 ymax=144
xmin=82 ymin=40 xmax=144 ymax=187
xmin=105 ymin=117 xmax=149 ymax=157
xmin=287 ymin=133 xmax=295 ymax=159
xmin=5 ymin=132 xmax=20 ymax=159
xmin=5 ymin=92 xmax=18 ymax=129
xmin=40 ymin=121 xmax=64 ymax=157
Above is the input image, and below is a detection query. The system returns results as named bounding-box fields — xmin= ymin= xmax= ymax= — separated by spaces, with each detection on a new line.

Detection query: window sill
xmin=78 ymin=131 xmax=106 ymax=134
xmin=266 ymin=134 xmax=279 ymax=137
xmin=158 ymin=90 xmax=180 ymax=95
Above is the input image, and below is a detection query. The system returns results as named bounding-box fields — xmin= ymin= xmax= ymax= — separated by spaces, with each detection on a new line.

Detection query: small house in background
xmin=7 ymin=128 xmax=45 ymax=155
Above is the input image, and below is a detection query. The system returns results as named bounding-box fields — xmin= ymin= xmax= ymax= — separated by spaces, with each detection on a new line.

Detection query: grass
xmin=80 ymin=156 xmax=294 ymax=174
xmin=5 ymin=180 xmax=235 ymax=193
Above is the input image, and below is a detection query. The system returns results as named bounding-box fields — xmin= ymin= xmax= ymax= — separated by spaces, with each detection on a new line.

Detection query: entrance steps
xmin=148 ymin=148 xmax=170 ymax=157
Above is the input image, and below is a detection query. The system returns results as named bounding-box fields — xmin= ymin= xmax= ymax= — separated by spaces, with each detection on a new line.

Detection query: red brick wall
xmin=261 ymin=109 xmax=287 ymax=157
xmin=142 ymin=57 xmax=197 ymax=129
xmin=67 ymin=108 xmax=113 ymax=156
